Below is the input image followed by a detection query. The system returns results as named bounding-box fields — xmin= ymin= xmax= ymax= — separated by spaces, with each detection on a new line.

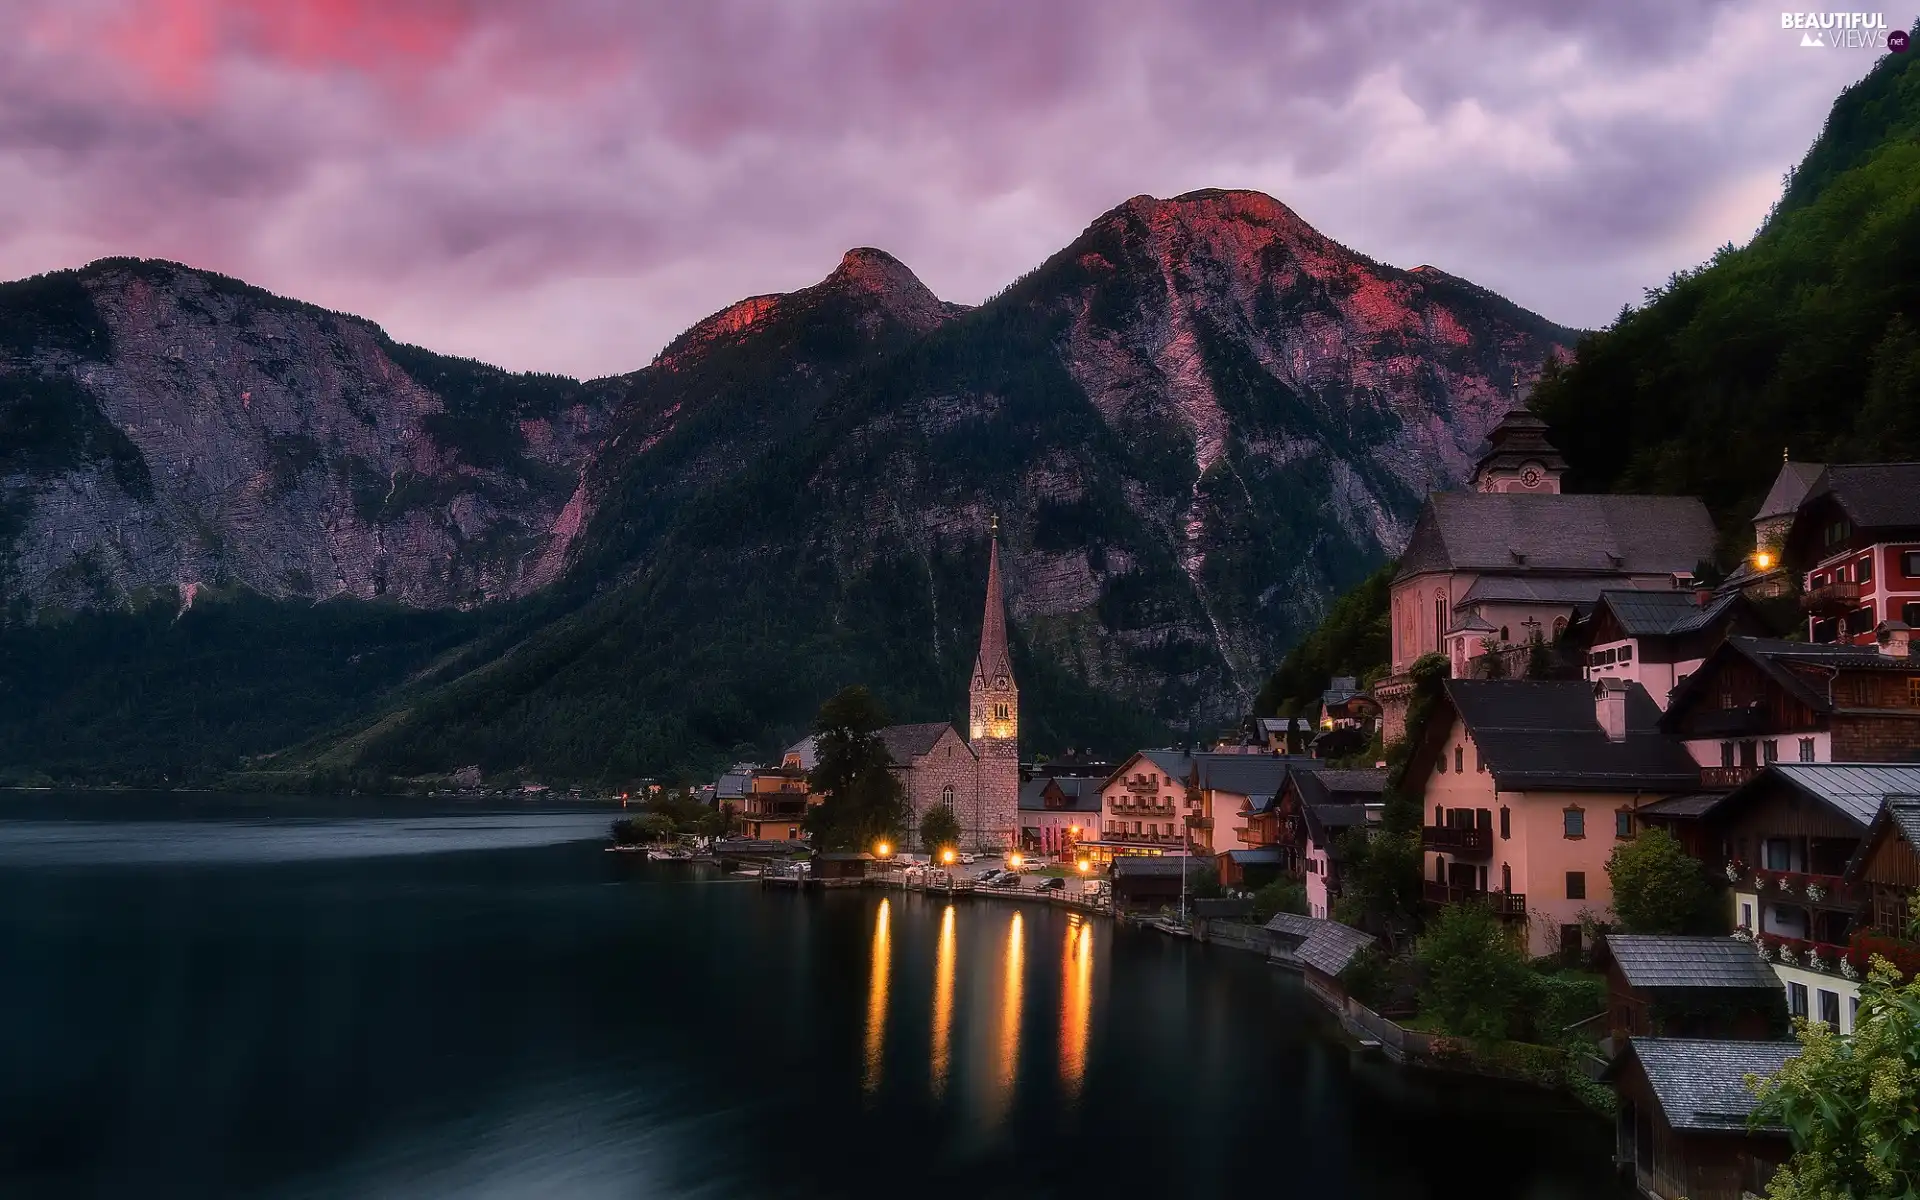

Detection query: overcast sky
xmin=0 ymin=1 xmax=1891 ymax=378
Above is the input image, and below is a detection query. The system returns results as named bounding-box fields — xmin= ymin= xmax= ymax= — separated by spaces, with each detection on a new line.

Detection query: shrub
xmin=1416 ymin=903 xmax=1533 ymax=1041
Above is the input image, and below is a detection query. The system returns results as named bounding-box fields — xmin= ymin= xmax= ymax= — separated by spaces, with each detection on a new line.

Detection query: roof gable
xmin=1602 ymin=934 xmax=1783 ymax=990
xmin=1811 ymin=463 xmax=1920 ymax=531
xmin=877 ymin=722 xmax=967 ymax=765
xmin=1617 ymin=1039 xmax=1798 ymax=1132
xmin=1444 ymin=679 xmax=1701 ymax=791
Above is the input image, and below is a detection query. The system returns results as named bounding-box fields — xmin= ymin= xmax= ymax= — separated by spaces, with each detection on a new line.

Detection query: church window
xmin=941 ymin=784 xmax=955 ymax=810
xmin=1434 ymin=592 xmax=1446 ymax=647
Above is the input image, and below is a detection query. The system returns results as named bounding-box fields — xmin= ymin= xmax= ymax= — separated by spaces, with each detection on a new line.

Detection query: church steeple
xmin=969 ymin=519 xmax=1017 ymax=743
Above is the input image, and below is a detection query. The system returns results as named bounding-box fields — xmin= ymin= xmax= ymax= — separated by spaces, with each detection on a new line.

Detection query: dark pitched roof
xmin=1468 ymin=409 xmax=1569 ymax=484
xmin=715 ymin=764 xmax=757 ymax=800
xmin=1395 ymin=492 xmax=1716 ymax=581
xmin=1263 ymin=913 xmax=1376 ymax=976
xmin=1100 ymin=749 xmax=1195 ymax=791
xmin=1614 ymin=1039 xmax=1798 ymax=1132
xmin=1303 ymin=804 xmax=1373 ymax=849
xmin=1194 ymin=754 xmax=1316 ymax=796
xmin=1293 ymin=768 xmax=1389 ymax=807
xmin=1321 ymin=676 xmax=1362 ymax=705
xmin=1593 ymin=588 xmax=1744 ymax=638
xmin=1723 ymin=764 xmax=1920 ymax=830
xmin=1443 ymin=679 xmax=1702 ymax=791
xmin=1808 ymin=463 xmax=1920 ymax=530
xmin=1458 ymin=575 xmax=1637 ymax=606
xmin=1846 ymin=795 xmax=1920 ymax=877
xmin=1635 ymin=792 xmax=1726 ymax=820
xmin=1225 ymin=848 xmax=1283 ymax=865
xmin=1755 ymin=461 xmax=1825 ymax=521
xmin=877 ymin=723 xmax=962 ymax=765
xmin=1017 ymin=776 xmax=1102 ymax=812
xmin=1603 ymin=935 xmax=1782 ymax=990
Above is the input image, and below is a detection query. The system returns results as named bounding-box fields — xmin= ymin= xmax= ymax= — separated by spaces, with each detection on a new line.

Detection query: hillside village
xmin=673 ymin=414 xmax=1920 ymax=1200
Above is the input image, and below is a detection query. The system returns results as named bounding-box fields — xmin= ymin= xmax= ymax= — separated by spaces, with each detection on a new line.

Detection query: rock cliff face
xmin=0 ymin=192 xmax=1577 ymax=779
xmin=0 ymin=259 xmax=620 ymax=615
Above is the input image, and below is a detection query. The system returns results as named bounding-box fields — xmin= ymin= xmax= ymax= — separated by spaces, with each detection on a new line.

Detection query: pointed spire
xmin=974 ymin=519 xmax=1012 ymax=685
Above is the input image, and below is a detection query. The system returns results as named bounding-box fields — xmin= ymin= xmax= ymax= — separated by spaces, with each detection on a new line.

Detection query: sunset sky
xmin=0 ymin=0 xmax=1889 ymax=377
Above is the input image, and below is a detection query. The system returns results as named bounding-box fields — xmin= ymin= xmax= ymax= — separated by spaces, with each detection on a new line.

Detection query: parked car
xmin=1037 ymin=876 xmax=1066 ymax=891
xmin=992 ymin=873 xmax=1024 ymax=889
xmin=977 ymin=869 xmax=1007 ymax=886
xmin=958 ymin=853 xmax=977 ymax=865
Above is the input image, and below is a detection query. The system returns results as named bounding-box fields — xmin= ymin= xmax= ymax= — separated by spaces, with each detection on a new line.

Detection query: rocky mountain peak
xmin=812 ymin=246 xmax=957 ymax=333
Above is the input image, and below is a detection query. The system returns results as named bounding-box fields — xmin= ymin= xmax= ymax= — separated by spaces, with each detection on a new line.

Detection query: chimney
xmin=1594 ymin=678 xmax=1630 ymax=742
xmin=1693 ymin=586 xmax=1713 ymax=608
xmin=1878 ymin=620 xmax=1912 ymax=659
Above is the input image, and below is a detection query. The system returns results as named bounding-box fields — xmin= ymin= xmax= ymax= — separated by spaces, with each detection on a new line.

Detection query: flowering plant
xmin=1807 ymin=947 xmax=1825 ymax=972
xmin=1732 ymin=924 xmax=1754 ymax=943
xmin=1840 ymin=955 xmax=1860 ymax=981
xmin=1725 ymin=859 xmax=1746 ymax=883
xmin=1779 ymin=944 xmax=1799 ymax=966
xmin=1806 ymin=883 xmax=1828 ymax=903
xmin=1757 ymin=938 xmax=1777 ymax=961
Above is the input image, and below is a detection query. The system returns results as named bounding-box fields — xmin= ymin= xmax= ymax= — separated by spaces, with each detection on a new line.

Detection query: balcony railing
xmin=1423 ymin=881 xmax=1528 ymax=917
xmin=1238 ymin=827 xmax=1272 ymax=846
xmin=1729 ymin=865 xmax=1862 ymax=908
xmin=1803 ymin=580 xmax=1862 ymax=616
xmin=1422 ymin=825 xmax=1492 ymax=855
xmin=1701 ymin=765 xmax=1762 ymax=790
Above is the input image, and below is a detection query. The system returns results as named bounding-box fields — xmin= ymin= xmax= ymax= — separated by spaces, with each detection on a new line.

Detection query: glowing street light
xmin=875 ymin=841 xmax=893 ymax=859
xmin=940 ymin=847 xmax=956 ymax=866
xmin=1753 ymin=551 xmax=1775 ymax=571
xmin=1076 ymin=859 xmax=1091 ymax=874
xmin=1007 ymin=851 xmax=1024 ymax=871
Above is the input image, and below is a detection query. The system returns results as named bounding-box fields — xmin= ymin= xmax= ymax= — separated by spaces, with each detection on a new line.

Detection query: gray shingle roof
xmin=715 ymin=764 xmax=757 ymax=800
xmin=877 ymin=723 xmax=962 ymax=765
xmin=1635 ymin=792 xmax=1726 ymax=819
xmin=1755 ymin=461 xmax=1825 ymax=521
xmin=1664 ymin=637 xmax=1919 ymax=724
xmin=1604 ymin=935 xmax=1783 ymax=990
xmin=1111 ymin=856 xmax=1203 ymax=878
xmin=1293 ymin=768 xmax=1389 ymax=806
xmin=1445 ymin=679 xmax=1703 ymax=790
xmin=1303 ymin=803 xmax=1373 ymax=849
xmin=1619 ymin=1039 xmax=1799 ymax=1132
xmin=1809 ymin=463 xmax=1920 ymax=529
xmin=1263 ymin=913 xmax=1376 ymax=977
xmin=1594 ymin=588 xmax=1745 ymax=638
xmin=1753 ymin=764 xmax=1920 ymax=829
xmin=1458 ymin=575 xmax=1638 ymax=606
xmin=1194 ymin=754 xmax=1315 ymax=796
xmin=1846 ymin=795 xmax=1920 ymax=878
xmin=1396 ymin=492 xmax=1716 ymax=581
xmin=1226 ymin=848 xmax=1283 ymax=865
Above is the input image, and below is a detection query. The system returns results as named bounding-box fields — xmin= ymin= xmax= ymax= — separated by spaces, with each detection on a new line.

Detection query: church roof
xmin=972 ymin=533 xmax=1015 ymax=688
xmin=1801 ymin=463 xmax=1920 ymax=530
xmin=1395 ymin=493 xmax=1716 ymax=582
xmin=876 ymin=723 xmax=964 ymax=764
xmin=1467 ymin=409 xmax=1568 ymax=485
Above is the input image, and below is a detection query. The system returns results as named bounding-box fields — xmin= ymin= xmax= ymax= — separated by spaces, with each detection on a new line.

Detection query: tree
xmin=1251 ymin=877 xmax=1308 ymax=922
xmin=1606 ymin=828 xmax=1721 ymax=934
xmin=1748 ymin=955 xmax=1920 ymax=1199
xmin=611 ymin=814 xmax=674 ymax=844
xmin=804 ymin=685 xmax=907 ymax=851
xmin=1416 ymin=902 xmax=1533 ymax=1042
xmin=919 ymin=804 xmax=962 ymax=856
xmin=1331 ymin=828 xmax=1424 ymax=934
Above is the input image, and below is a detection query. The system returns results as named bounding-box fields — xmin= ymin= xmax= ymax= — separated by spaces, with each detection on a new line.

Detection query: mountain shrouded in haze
xmin=0 ymin=190 xmax=1573 ymax=787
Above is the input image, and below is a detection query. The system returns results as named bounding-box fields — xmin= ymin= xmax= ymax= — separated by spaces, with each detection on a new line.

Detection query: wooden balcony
xmin=1423 ymin=881 xmax=1528 ymax=918
xmin=1237 ymin=827 xmax=1271 ymax=846
xmin=1701 ymin=765 xmax=1761 ymax=790
xmin=1803 ymin=580 xmax=1862 ymax=617
xmin=1422 ymin=825 xmax=1492 ymax=855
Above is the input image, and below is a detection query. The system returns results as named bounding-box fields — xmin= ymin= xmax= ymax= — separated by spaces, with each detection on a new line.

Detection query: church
xmin=780 ymin=527 xmax=1020 ymax=850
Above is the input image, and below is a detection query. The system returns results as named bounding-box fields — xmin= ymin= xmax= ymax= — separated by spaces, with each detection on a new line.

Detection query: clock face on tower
xmin=995 ymin=676 xmax=1009 ymax=690
xmin=1520 ymin=466 xmax=1542 ymax=488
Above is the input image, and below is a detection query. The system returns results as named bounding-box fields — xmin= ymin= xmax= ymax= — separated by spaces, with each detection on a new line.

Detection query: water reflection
xmin=931 ymin=904 xmax=956 ymax=1097
xmin=1060 ymin=915 xmax=1092 ymax=1098
xmin=862 ymin=899 xmax=891 ymax=1094
xmin=990 ymin=911 xmax=1024 ymax=1120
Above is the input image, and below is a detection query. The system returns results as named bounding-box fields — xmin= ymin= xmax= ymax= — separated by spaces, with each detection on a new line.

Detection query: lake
xmin=0 ymin=795 xmax=1631 ymax=1198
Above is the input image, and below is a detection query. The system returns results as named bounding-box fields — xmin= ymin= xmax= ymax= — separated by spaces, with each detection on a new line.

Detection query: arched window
xmin=1434 ymin=591 xmax=1447 ymax=650
xmin=941 ymin=784 xmax=955 ymax=810
xmin=1552 ymin=616 xmax=1568 ymax=639
xmin=1500 ymin=625 xmax=1510 ymax=641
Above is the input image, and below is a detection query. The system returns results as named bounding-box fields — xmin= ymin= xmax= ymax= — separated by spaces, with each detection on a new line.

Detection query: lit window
xmin=1563 ymin=808 xmax=1585 ymax=839
xmin=1909 ymin=677 xmax=1920 ymax=708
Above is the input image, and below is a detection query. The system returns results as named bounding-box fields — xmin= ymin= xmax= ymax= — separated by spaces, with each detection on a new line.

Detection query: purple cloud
xmin=0 ymin=0 xmax=1887 ymax=376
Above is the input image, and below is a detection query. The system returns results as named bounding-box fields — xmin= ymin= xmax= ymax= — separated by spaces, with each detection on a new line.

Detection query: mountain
xmin=0 ymin=191 xmax=1575 ymax=787
xmin=1532 ymin=41 xmax=1920 ymax=545
xmin=0 ymin=258 xmax=623 ymax=618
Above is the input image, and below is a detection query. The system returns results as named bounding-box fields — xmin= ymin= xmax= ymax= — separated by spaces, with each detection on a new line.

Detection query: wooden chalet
xmin=1847 ymin=795 xmax=1920 ymax=942
xmin=1597 ymin=935 xmax=1788 ymax=1050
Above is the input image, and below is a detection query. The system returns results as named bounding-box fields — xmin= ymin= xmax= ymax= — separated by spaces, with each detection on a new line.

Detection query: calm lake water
xmin=0 ymin=794 xmax=1631 ymax=1199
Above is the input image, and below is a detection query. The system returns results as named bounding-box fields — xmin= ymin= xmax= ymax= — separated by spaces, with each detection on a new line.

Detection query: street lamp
xmin=940 ymin=847 xmax=956 ymax=866
xmin=1076 ymin=859 xmax=1090 ymax=873
xmin=874 ymin=841 xmax=892 ymax=859
xmin=1753 ymin=551 xmax=1775 ymax=571
xmin=1007 ymin=851 xmax=1024 ymax=871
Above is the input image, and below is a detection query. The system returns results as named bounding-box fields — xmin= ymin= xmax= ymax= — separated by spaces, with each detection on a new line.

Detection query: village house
xmin=1597 ymin=935 xmax=1788 ymax=1050
xmin=1262 ymin=912 xmax=1377 ymax=1008
xmin=1314 ymin=676 xmax=1380 ymax=758
xmin=1718 ymin=457 xmax=1827 ymax=600
xmin=1786 ymin=463 xmax=1920 ymax=644
xmin=1259 ymin=768 xmax=1388 ymax=916
xmin=1377 ymin=411 xmax=1717 ymax=740
xmin=1706 ymin=763 xmax=1920 ymax=1030
xmin=1109 ymin=856 xmax=1198 ymax=914
xmin=1187 ymin=754 xmax=1308 ymax=859
xmin=1573 ymin=588 xmax=1763 ymax=710
xmin=1660 ymin=633 xmax=1920 ymax=789
xmin=732 ymin=765 xmax=820 ymax=841
xmin=1606 ymin=1038 xmax=1797 ymax=1200
xmin=1016 ymin=775 xmax=1101 ymax=857
xmin=1410 ymin=677 xmax=1703 ymax=958
xmin=1090 ymin=750 xmax=1193 ymax=860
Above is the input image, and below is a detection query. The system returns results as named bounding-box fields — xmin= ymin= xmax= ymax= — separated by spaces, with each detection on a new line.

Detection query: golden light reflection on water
xmin=930 ymin=904 xmax=956 ymax=1097
xmin=1060 ymin=915 xmax=1092 ymax=1096
xmin=862 ymin=899 xmax=890 ymax=1094
xmin=992 ymin=910 xmax=1023 ymax=1112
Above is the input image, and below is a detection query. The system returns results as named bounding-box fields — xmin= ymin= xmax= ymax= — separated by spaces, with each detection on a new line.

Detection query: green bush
xmin=1416 ymin=903 xmax=1533 ymax=1041
xmin=1251 ymin=877 xmax=1307 ymax=922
